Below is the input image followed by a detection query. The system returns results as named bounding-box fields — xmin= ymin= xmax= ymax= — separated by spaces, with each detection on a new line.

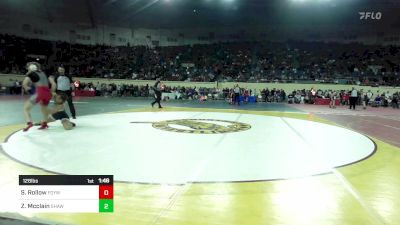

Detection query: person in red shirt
xmin=343 ymin=92 xmax=350 ymax=106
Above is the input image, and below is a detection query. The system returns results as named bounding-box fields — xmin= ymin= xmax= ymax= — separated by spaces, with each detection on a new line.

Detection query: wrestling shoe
xmin=38 ymin=122 xmax=49 ymax=130
xmin=23 ymin=122 xmax=33 ymax=132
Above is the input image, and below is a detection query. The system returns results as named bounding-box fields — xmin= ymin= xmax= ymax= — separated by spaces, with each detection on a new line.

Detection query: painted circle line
xmin=1 ymin=112 xmax=376 ymax=184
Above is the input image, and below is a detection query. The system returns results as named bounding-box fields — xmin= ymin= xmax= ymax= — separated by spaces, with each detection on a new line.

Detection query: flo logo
xmin=359 ymin=12 xmax=382 ymax=20
xmin=131 ymin=119 xmax=251 ymax=134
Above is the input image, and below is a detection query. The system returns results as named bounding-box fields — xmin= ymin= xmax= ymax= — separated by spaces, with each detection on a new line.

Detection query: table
xmin=162 ymin=93 xmax=176 ymax=100
xmin=314 ymin=98 xmax=340 ymax=105
xmin=239 ymin=96 xmax=256 ymax=103
xmin=74 ymin=90 xmax=95 ymax=97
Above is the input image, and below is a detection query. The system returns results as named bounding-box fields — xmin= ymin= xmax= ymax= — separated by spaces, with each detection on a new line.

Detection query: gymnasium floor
xmin=0 ymin=96 xmax=399 ymax=225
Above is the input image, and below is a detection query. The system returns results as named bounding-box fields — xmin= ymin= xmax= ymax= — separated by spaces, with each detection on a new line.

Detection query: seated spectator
xmin=391 ymin=93 xmax=399 ymax=109
xmin=373 ymin=95 xmax=382 ymax=107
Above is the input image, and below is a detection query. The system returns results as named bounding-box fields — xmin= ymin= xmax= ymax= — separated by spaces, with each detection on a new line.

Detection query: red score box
xmin=99 ymin=185 xmax=114 ymax=199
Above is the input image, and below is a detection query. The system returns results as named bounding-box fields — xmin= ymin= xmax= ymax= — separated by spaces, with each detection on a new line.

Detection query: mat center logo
xmin=152 ymin=119 xmax=251 ymax=134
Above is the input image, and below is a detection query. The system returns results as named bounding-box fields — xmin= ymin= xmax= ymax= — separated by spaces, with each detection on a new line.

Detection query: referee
xmin=349 ymin=87 xmax=358 ymax=110
xmin=53 ymin=66 xmax=76 ymax=119
xmin=151 ymin=78 xmax=163 ymax=108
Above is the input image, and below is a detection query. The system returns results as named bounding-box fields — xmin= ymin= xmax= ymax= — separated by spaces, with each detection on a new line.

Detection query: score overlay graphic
xmin=17 ymin=175 xmax=113 ymax=213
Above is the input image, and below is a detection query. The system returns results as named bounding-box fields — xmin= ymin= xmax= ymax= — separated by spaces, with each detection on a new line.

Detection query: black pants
xmin=349 ymin=97 xmax=357 ymax=110
xmin=234 ymin=93 xmax=240 ymax=105
xmin=392 ymin=100 xmax=399 ymax=109
xmin=152 ymin=91 xmax=162 ymax=108
xmin=57 ymin=90 xmax=76 ymax=118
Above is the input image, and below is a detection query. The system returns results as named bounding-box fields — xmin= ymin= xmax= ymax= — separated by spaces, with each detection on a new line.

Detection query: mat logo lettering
xmin=151 ymin=119 xmax=251 ymax=134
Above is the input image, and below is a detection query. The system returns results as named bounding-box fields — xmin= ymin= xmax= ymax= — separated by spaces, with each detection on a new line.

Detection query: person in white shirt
xmin=361 ymin=90 xmax=367 ymax=109
xmin=329 ymin=90 xmax=337 ymax=109
xmin=349 ymin=87 xmax=358 ymax=110
xmin=385 ymin=91 xmax=392 ymax=99
xmin=366 ymin=90 xmax=373 ymax=106
xmin=233 ymin=84 xmax=241 ymax=106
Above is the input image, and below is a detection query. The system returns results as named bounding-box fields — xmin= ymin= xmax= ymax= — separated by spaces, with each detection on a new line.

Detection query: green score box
xmin=99 ymin=199 xmax=114 ymax=213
